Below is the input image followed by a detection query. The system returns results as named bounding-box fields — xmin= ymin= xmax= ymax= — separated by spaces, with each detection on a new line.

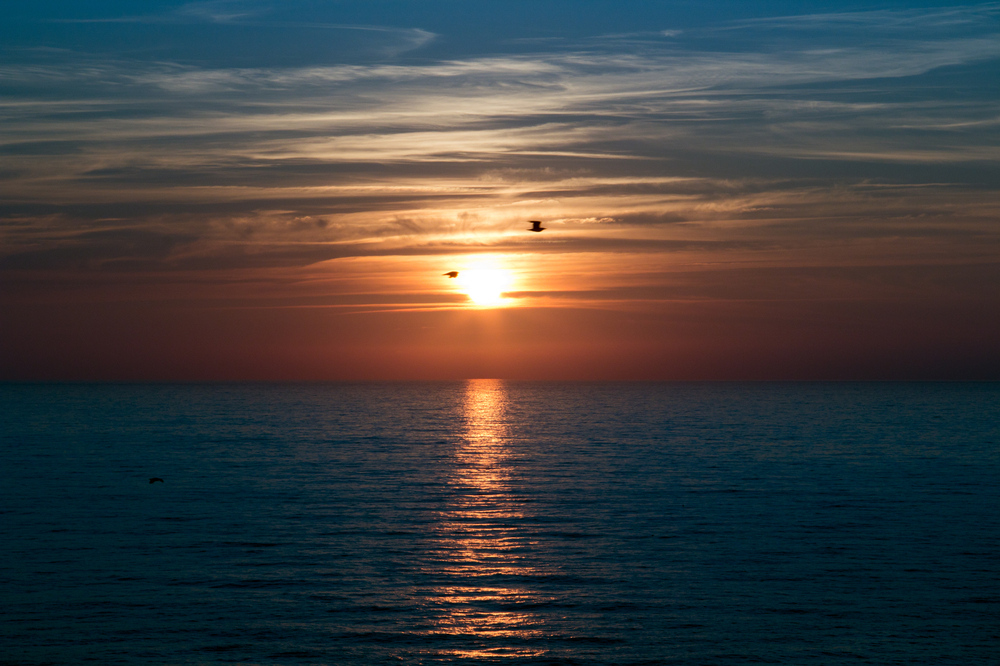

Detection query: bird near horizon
xmin=149 ymin=477 xmax=164 ymax=484
xmin=529 ymin=220 xmax=545 ymax=232
xmin=443 ymin=271 xmax=459 ymax=278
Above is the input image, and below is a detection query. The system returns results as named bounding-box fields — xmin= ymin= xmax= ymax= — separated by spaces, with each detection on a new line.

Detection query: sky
xmin=2 ymin=0 xmax=999 ymax=380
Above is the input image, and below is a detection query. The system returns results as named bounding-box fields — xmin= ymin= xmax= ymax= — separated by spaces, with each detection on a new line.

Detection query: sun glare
xmin=458 ymin=267 xmax=513 ymax=307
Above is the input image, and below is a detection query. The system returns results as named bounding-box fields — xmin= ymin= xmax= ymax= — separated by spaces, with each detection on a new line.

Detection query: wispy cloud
xmin=730 ymin=3 xmax=1000 ymax=31
xmin=2 ymin=3 xmax=998 ymax=278
xmin=47 ymin=0 xmax=272 ymax=24
xmin=176 ymin=0 xmax=271 ymax=23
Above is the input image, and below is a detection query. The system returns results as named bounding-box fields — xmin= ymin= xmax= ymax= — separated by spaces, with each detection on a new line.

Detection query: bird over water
xmin=443 ymin=220 xmax=543 ymax=278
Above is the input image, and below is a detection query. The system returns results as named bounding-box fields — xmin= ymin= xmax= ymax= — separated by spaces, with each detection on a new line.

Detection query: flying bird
xmin=443 ymin=271 xmax=459 ymax=278
xmin=528 ymin=220 xmax=545 ymax=232
xmin=149 ymin=477 xmax=164 ymax=484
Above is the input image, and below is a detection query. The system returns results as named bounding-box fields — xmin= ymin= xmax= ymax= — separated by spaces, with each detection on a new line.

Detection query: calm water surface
xmin=2 ymin=382 xmax=999 ymax=664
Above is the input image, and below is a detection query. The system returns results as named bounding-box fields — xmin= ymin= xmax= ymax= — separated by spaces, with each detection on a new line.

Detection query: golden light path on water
xmin=423 ymin=379 xmax=547 ymax=659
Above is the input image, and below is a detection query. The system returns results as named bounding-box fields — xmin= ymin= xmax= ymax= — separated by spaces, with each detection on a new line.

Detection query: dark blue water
xmin=2 ymin=382 xmax=998 ymax=664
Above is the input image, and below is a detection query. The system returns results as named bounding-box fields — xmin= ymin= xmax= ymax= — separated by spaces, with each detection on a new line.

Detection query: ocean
xmin=2 ymin=381 xmax=998 ymax=664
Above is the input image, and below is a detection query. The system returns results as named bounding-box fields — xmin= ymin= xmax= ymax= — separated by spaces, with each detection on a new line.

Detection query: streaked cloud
xmin=1 ymin=2 xmax=998 ymax=313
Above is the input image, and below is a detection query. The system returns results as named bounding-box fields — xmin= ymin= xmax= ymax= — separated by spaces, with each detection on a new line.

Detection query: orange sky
xmin=5 ymin=238 xmax=998 ymax=380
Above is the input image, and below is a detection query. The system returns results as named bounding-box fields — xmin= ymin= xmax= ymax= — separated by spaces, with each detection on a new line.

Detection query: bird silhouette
xmin=443 ymin=271 xmax=459 ymax=278
xmin=528 ymin=220 xmax=545 ymax=232
xmin=149 ymin=477 xmax=164 ymax=484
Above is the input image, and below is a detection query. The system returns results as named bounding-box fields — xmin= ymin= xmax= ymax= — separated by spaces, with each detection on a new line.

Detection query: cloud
xmin=0 ymin=227 xmax=197 ymax=270
xmin=44 ymin=0 xmax=271 ymax=25
xmin=730 ymin=4 xmax=1000 ymax=32
xmin=1 ymin=3 xmax=998 ymax=275
xmin=176 ymin=0 xmax=272 ymax=23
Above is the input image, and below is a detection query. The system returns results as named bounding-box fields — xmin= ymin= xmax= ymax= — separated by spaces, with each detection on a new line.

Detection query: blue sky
xmin=2 ymin=1 xmax=999 ymax=379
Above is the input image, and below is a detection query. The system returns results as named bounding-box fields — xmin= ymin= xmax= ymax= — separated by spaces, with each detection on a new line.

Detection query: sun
xmin=458 ymin=267 xmax=513 ymax=307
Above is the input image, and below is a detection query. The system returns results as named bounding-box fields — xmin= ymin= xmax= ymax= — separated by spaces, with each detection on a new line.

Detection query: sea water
xmin=1 ymin=382 xmax=998 ymax=664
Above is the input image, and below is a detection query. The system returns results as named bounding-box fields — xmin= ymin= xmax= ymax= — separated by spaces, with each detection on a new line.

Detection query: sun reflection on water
xmin=422 ymin=378 xmax=548 ymax=659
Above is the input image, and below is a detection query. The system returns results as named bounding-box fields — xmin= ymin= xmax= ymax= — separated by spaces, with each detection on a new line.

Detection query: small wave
xmin=199 ymin=644 xmax=245 ymax=652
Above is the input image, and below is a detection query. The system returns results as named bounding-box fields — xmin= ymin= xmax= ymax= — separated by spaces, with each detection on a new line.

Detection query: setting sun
xmin=458 ymin=267 xmax=514 ymax=307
